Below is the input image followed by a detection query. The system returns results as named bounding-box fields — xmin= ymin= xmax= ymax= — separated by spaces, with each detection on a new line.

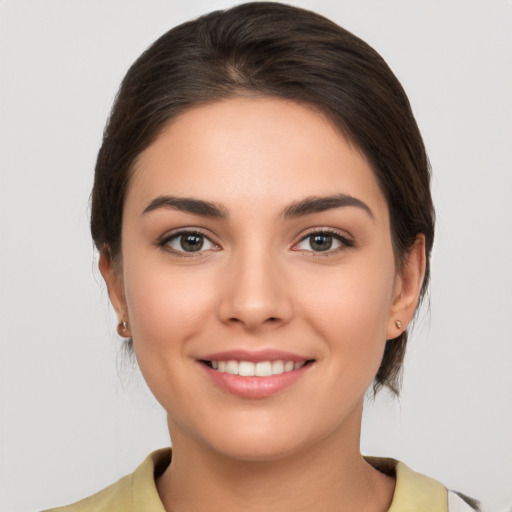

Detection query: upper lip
xmin=198 ymin=349 xmax=312 ymax=363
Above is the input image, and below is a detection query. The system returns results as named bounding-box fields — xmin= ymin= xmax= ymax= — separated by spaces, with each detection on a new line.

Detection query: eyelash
xmin=156 ymin=229 xmax=219 ymax=258
xmin=156 ymin=228 xmax=354 ymax=257
xmin=292 ymin=229 xmax=355 ymax=256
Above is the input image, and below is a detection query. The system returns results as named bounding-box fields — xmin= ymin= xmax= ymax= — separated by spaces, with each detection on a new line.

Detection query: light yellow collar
xmin=365 ymin=456 xmax=448 ymax=512
xmin=141 ymin=451 xmax=449 ymax=512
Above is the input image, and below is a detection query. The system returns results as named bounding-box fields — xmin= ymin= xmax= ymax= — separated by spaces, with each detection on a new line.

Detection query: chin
xmin=183 ymin=411 xmax=346 ymax=464
xmin=210 ymin=435 xmax=310 ymax=463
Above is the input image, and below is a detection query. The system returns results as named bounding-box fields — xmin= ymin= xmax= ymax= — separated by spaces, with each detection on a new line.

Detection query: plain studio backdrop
xmin=0 ymin=1 xmax=510 ymax=511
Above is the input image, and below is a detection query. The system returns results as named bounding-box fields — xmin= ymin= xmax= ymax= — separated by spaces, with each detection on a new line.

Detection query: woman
xmin=41 ymin=2 xmax=480 ymax=511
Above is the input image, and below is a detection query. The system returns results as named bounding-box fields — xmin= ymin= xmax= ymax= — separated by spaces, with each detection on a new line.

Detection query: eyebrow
xmin=142 ymin=193 xmax=373 ymax=221
xmin=142 ymin=196 xmax=228 ymax=218
xmin=282 ymin=194 xmax=374 ymax=220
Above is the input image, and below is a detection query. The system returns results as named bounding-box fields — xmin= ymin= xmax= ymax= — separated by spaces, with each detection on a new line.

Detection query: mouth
xmin=197 ymin=350 xmax=316 ymax=398
xmin=200 ymin=359 xmax=315 ymax=377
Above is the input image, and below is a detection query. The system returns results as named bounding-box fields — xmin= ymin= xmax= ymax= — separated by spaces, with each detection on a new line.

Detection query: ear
xmin=98 ymin=250 xmax=131 ymax=338
xmin=386 ymin=234 xmax=427 ymax=339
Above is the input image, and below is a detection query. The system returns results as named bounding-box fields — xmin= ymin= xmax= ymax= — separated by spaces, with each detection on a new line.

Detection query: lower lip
xmin=200 ymin=363 xmax=312 ymax=398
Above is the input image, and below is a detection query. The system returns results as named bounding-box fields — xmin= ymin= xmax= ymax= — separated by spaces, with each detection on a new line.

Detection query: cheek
xmin=122 ymin=263 xmax=216 ymax=353
xmin=120 ymin=263 xmax=220 ymax=412
xmin=304 ymin=259 xmax=394 ymax=325
xmin=297 ymin=259 xmax=396 ymax=366
xmin=311 ymin=277 xmax=393 ymax=400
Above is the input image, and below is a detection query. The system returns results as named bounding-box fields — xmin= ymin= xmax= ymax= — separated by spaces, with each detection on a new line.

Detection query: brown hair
xmin=91 ymin=2 xmax=435 ymax=395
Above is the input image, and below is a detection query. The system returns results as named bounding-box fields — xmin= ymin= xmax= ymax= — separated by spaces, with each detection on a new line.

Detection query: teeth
xmin=238 ymin=361 xmax=255 ymax=376
xmin=271 ymin=360 xmax=284 ymax=374
xmin=255 ymin=361 xmax=272 ymax=377
xmin=226 ymin=360 xmax=238 ymax=375
xmin=209 ymin=359 xmax=306 ymax=376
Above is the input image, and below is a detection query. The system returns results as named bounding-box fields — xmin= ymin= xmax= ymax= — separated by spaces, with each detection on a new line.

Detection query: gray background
xmin=1 ymin=1 xmax=511 ymax=510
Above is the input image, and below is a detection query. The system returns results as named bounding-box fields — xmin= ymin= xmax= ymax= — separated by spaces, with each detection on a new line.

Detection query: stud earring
xmin=394 ymin=319 xmax=402 ymax=329
xmin=117 ymin=320 xmax=129 ymax=337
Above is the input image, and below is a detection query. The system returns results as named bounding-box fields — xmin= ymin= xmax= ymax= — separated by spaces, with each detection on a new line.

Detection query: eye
xmin=293 ymin=230 xmax=353 ymax=253
xmin=161 ymin=231 xmax=218 ymax=254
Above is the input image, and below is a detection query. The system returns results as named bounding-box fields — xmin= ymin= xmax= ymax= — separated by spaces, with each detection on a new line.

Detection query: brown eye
xmin=293 ymin=230 xmax=353 ymax=254
xmin=309 ymin=234 xmax=333 ymax=252
xmin=179 ymin=233 xmax=204 ymax=252
xmin=163 ymin=231 xmax=217 ymax=254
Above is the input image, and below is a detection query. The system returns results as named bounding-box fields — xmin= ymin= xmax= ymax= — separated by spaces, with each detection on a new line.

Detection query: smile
xmin=204 ymin=360 xmax=308 ymax=377
xmin=198 ymin=352 xmax=315 ymax=398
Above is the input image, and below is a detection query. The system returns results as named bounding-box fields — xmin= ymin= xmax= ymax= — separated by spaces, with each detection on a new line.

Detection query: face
xmin=102 ymin=98 xmax=423 ymax=462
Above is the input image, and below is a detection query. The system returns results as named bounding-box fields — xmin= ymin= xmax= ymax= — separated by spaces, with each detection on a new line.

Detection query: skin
xmin=100 ymin=98 xmax=426 ymax=512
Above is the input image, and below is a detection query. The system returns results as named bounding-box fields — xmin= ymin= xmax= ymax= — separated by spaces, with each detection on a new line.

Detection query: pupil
xmin=311 ymin=234 xmax=332 ymax=251
xmin=181 ymin=234 xmax=203 ymax=252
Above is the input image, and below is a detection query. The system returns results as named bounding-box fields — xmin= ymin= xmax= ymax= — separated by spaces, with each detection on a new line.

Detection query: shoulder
xmin=42 ymin=449 xmax=171 ymax=512
xmin=42 ymin=473 xmax=134 ymax=512
xmin=365 ymin=456 xmax=481 ymax=512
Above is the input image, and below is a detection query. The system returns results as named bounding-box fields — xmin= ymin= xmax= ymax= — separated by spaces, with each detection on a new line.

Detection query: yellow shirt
xmin=44 ymin=449 xmax=476 ymax=512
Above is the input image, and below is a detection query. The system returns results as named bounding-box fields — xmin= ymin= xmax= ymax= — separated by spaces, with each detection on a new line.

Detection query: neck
xmin=156 ymin=405 xmax=395 ymax=512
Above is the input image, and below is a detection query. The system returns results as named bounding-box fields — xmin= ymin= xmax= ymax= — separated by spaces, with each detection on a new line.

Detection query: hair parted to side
xmin=90 ymin=2 xmax=435 ymax=396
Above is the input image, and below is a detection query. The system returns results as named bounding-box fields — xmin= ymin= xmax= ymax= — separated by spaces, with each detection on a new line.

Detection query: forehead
xmin=127 ymin=97 xmax=388 ymax=220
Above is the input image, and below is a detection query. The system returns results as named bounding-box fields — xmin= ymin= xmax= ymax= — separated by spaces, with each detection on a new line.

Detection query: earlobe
xmin=387 ymin=234 xmax=427 ymax=339
xmin=98 ymin=250 xmax=131 ymax=336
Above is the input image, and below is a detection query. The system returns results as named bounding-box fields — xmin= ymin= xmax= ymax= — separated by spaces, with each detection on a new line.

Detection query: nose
xmin=217 ymin=249 xmax=293 ymax=331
